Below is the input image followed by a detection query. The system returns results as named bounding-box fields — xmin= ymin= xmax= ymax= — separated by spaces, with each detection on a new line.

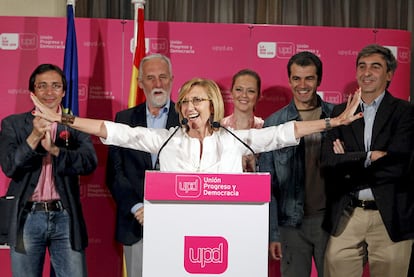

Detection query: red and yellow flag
xmin=128 ymin=6 xmax=146 ymax=108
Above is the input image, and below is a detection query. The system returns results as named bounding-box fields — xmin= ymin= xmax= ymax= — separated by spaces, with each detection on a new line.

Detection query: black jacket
xmin=106 ymin=101 xmax=179 ymax=245
xmin=0 ymin=111 xmax=97 ymax=252
xmin=322 ymin=92 xmax=414 ymax=242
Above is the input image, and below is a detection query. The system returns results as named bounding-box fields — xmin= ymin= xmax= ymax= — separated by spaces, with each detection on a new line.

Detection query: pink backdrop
xmin=0 ymin=16 xmax=410 ymax=277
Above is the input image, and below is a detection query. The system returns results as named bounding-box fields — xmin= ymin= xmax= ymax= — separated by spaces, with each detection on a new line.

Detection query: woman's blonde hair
xmin=175 ymin=78 xmax=225 ymax=130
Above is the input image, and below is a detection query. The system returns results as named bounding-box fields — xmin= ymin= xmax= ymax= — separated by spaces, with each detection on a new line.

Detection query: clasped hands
xmin=30 ymin=94 xmax=60 ymax=156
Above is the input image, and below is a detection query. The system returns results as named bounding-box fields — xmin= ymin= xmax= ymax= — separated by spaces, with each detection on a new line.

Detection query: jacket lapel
xmin=371 ymin=91 xmax=394 ymax=147
xmin=24 ymin=112 xmax=35 ymax=136
xmin=349 ymin=104 xmax=365 ymax=150
xmin=131 ymin=104 xmax=152 ymax=167
xmin=166 ymin=101 xmax=179 ymax=128
xmin=131 ymin=104 xmax=148 ymax=127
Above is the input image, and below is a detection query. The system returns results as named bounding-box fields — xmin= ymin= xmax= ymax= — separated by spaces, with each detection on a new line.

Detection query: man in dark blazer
xmin=0 ymin=64 xmax=97 ymax=276
xmin=106 ymin=54 xmax=179 ymax=277
xmin=322 ymin=44 xmax=414 ymax=277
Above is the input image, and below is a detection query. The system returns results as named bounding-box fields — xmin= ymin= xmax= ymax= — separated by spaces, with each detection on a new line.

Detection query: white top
xmin=101 ymin=121 xmax=298 ymax=173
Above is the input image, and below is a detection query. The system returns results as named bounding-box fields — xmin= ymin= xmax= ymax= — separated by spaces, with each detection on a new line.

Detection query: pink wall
xmin=0 ymin=16 xmax=410 ymax=277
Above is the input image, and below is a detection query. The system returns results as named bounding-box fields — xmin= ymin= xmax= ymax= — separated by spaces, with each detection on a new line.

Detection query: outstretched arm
xmin=31 ymin=93 xmax=108 ymax=139
xmin=294 ymin=88 xmax=363 ymax=139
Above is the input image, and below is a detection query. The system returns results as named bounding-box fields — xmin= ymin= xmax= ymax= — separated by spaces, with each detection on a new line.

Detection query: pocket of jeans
xmin=0 ymin=195 xmax=17 ymax=244
xmin=275 ymin=147 xmax=294 ymax=165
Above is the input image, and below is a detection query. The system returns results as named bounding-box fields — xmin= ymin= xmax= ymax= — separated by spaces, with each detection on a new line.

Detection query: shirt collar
xmin=146 ymin=100 xmax=170 ymax=118
xmin=361 ymin=91 xmax=385 ymax=110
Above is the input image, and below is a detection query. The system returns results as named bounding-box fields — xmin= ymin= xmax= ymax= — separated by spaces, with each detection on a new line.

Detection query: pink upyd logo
xmin=176 ymin=175 xmax=202 ymax=198
xmin=19 ymin=33 xmax=37 ymax=50
xmin=397 ymin=47 xmax=410 ymax=63
xmin=184 ymin=236 xmax=228 ymax=274
xmin=276 ymin=42 xmax=295 ymax=58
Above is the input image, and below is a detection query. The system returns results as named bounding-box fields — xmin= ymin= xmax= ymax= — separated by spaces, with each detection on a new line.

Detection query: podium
xmin=143 ymin=171 xmax=271 ymax=276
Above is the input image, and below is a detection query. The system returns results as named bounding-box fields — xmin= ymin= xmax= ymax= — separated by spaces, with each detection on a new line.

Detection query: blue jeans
xmin=10 ymin=209 xmax=87 ymax=277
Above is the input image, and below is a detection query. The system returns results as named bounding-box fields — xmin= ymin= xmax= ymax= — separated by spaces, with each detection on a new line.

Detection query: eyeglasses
xmin=180 ymin=97 xmax=210 ymax=106
xmin=34 ymin=82 xmax=64 ymax=92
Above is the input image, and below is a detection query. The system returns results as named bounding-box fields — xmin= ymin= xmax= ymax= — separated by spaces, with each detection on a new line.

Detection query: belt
xmin=351 ymin=198 xmax=377 ymax=210
xmin=25 ymin=200 xmax=64 ymax=212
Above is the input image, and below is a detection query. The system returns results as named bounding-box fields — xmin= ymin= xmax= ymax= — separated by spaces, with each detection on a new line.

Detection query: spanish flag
xmin=62 ymin=1 xmax=79 ymax=115
xmin=128 ymin=4 xmax=146 ymax=108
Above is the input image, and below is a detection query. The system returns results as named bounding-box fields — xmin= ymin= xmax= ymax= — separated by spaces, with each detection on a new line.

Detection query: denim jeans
xmin=10 ymin=209 xmax=87 ymax=277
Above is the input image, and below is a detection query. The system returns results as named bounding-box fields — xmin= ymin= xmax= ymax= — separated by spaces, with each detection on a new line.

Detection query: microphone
xmin=154 ymin=118 xmax=188 ymax=170
xmin=211 ymin=121 xmax=256 ymax=156
xmin=212 ymin=121 xmax=258 ymax=172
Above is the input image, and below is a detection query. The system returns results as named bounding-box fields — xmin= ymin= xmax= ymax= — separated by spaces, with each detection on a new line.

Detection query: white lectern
xmin=142 ymin=171 xmax=270 ymax=276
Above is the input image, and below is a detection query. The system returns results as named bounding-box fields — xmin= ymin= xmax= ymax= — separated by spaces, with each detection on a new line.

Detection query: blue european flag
xmin=62 ymin=4 xmax=79 ymax=116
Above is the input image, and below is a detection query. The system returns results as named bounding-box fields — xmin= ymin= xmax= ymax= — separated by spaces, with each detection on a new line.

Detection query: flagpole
xmin=131 ymin=0 xmax=146 ymax=51
xmin=123 ymin=3 xmax=147 ymax=274
xmin=63 ymin=0 xmax=79 ymax=115
xmin=128 ymin=0 xmax=146 ymax=108
xmin=66 ymin=0 xmax=75 ymax=10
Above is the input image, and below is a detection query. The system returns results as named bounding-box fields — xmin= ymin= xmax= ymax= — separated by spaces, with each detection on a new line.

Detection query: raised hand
xmin=335 ymin=88 xmax=363 ymax=126
xmin=30 ymin=93 xmax=61 ymax=123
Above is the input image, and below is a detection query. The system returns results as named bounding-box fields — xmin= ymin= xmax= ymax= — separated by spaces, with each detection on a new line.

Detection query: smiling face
xmin=231 ymin=74 xmax=259 ymax=113
xmin=180 ymin=85 xmax=213 ymax=136
xmin=176 ymin=78 xmax=225 ymax=138
xmin=33 ymin=70 xmax=65 ymax=112
xmin=356 ymin=53 xmax=393 ymax=100
xmin=288 ymin=63 xmax=319 ymax=110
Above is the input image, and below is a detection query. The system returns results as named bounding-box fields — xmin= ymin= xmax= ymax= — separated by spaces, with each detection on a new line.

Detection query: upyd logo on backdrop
xmin=184 ymin=236 xmax=229 ymax=274
xmin=0 ymin=33 xmax=37 ymax=50
xmin=0 ymin=33 xmax=70 ymax=50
